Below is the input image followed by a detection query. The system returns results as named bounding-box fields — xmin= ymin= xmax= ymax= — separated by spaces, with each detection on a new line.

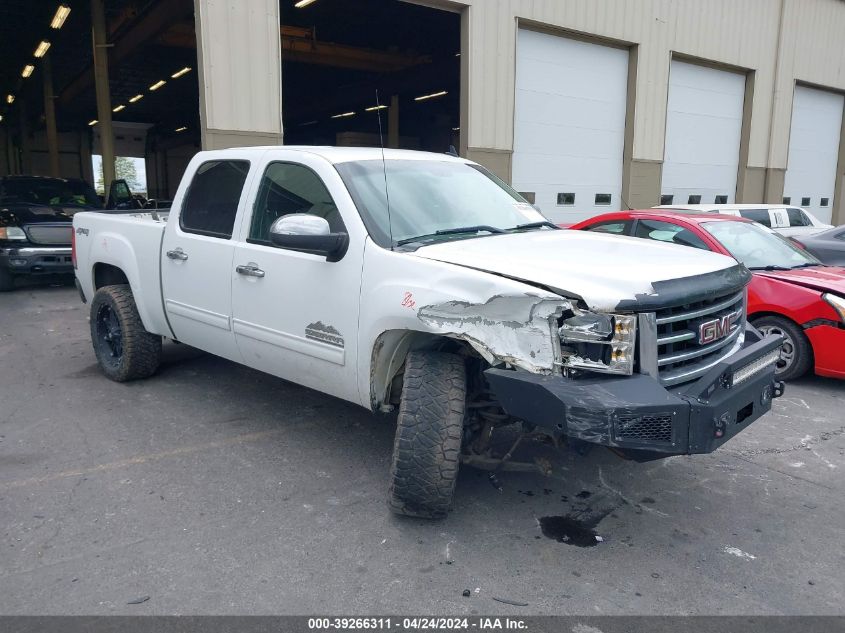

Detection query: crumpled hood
xmin=755 ymin=266 xmax=845 ymax=296
xmin=412 ymin=230 xmax=741 ymax=311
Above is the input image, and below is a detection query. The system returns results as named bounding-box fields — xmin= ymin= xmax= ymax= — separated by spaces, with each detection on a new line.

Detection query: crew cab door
xmin=230 ymin=153 xmax=364 ymax=405
xmin=161 ymin=156 xmax=256 ymax=362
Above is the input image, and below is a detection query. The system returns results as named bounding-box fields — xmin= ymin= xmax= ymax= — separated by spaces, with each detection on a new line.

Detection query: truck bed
xmin=73 ymin=211 xmax=172 ymax=337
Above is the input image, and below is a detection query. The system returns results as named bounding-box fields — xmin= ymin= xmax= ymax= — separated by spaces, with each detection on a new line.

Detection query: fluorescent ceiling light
xmin=112 ymin=104 xmax=125 ymax=112
xmin=34 ymin=41 xmax=51 ymax=58
xmin=414 ymin=90 xmax=447 ymax=101
xmin=295 ymin=0 xmax=318 ymax=7
xmin=88 ymin=119 xmax=98 ymax=126
xmin=6 ymin=94 xmax=15 ymax=104
xmin=365 ymin=105 xmax=388 ymax=112
xmin=331 ymin=112 xmax=355 ymax=119
xmin=175 ymin=126 xmax=187 ymax=132
xmin=50 ymin=5 xmax=71 ymax=29
xmin=171 ymin=67 xmax=192 ymax=79
xmin=21 ymin=65 xmax=35 ymax=78
xmin=149 ymin=80 xmax=166 ymax=91
xmin=128 ymin=94 xmax=144 ymax=103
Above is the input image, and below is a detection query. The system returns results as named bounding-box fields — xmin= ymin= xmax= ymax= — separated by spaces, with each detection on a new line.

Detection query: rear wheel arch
xmin=93 ymin=262 xmax=129 ymax=290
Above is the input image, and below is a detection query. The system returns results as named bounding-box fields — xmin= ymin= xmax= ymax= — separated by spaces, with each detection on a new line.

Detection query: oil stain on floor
xmin=538 ymin=515 xmax=602 ymax=547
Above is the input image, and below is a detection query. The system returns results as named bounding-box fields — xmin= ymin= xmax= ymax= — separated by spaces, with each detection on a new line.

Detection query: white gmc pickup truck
xmin=72 ymin=147 xmax=784 ymax=518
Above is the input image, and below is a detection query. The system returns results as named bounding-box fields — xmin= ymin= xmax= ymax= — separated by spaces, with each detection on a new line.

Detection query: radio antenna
xmin=375 ymin=90 xmax=394 ymax=250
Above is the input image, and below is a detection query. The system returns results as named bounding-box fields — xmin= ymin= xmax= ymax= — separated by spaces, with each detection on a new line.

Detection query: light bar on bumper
xmin=731 ymin=347 xmax=781 ymax=387
xmin=559 ymin=311 xmax=637 ymax=375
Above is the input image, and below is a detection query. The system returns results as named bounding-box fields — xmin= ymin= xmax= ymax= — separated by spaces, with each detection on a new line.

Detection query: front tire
xmin=388 ymin=350 xmax=466 ymax=519
xmin=90 ymin=284 xmax=162 ymax=382
xmin=753 ymin=315 xmax=812 ymax=381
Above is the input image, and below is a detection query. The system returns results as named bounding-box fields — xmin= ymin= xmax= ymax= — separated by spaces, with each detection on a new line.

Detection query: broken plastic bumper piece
xmin=485 ymin=327 xmax=784 ymax=460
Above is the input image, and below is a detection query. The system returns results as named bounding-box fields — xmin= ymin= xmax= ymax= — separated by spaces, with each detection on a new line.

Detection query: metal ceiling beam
xmin=58 ymin=0 xmax=194 ymax=107
xmin=282 ymin=57 xmax=456 ymax=122
xmin=158 ymin=22 xmax=431 ymax=73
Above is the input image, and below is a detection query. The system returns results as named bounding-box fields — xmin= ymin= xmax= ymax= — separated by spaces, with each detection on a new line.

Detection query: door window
xmin=787 ymin=207 xmax=811 ymax=227
xmin=634 ymin=219 xmax=709 ymax=250
xmin=249 ymin=162 xmax=344 ymax=244
xmin=584 ymin=220 xmax=632 ymax=235
xmin=738 ymin=208 xmax=772 ymax=227
xmin=180 ymin=160 xmax=250 ymax=238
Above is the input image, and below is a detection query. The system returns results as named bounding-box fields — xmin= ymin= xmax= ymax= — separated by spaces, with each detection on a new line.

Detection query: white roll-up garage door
xmin=661 ymin=61 xmax=746 ymax=206
xmin=512 ymin=29 xmax=628 ymax=223
xmin=783 ymin=86 xmax=844 ymax=225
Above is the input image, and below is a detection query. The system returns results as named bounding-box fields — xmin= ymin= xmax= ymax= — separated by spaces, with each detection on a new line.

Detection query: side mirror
xmin=106 ymin=179 xmax=134 ymax=210
xmin=269 ymin=214 xmax=348 ymax=261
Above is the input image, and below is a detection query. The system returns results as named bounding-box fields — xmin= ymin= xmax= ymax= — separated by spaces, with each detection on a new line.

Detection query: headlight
xmin=559 ymin=311 xmax=637 ymax=375
xmin=0 ymin=227 xmax=27 ymax=241
xmin=823 ymin=293 xmax=845 ymax=322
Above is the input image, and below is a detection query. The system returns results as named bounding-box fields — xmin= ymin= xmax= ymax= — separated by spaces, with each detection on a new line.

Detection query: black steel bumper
xmin=485 ymin=326 xmax=784 ymax=459
xmin=0 ymin=246 xmax=74 ymax=276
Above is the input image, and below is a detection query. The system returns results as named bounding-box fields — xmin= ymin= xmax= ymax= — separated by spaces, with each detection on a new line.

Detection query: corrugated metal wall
xmin=194 ymin=0 xmax=282 ymax=147
xmin=453 ymin=0 xmax=845 ymax=170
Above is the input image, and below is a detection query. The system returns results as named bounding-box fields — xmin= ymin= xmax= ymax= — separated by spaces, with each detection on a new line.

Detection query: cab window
xmin=249 ymin=162 xmax=344 ymax=244
xmin=738 ymin=209 xmax=772 ymax=228
xmin=787 ymin=208 xmax=811 ymax=227
xmin=634 ymin=219 xmax=709 ymax=250
xmin=180 ymin=160 xmax=250 ymax=238
xmin=584 ymin=220 xmax=632 ymax=235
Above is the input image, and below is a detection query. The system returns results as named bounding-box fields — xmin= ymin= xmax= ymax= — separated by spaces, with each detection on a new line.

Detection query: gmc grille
xmin=24 ymin=224 xmax=72 ymax=245
xmin=649 ymin=290 xmax=746 ymax=387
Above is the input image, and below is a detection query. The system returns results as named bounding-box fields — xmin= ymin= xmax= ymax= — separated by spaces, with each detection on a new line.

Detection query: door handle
xmin=236 ymin=264 xmax=265 ymax=278
xmin=166 ymin=248 xmax=188 ymax=261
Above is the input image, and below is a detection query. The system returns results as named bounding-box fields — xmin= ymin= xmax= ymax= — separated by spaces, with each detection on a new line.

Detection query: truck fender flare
xmin=87 ymin=232 xmax=157 ymax=333
xmin=369 ymin=330 xmax=463 ymax=410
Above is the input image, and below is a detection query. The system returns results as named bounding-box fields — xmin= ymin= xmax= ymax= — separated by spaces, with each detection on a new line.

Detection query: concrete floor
xmin=0 ymin=284 xmax=843 ymax=615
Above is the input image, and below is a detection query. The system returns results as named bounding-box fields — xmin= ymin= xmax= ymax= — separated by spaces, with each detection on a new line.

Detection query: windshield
xmin=0 ymin=177 xmax=101 ymax=209
xmin=701 ymin=220 xmax=821 ymax=270
xmin=335 ymin=159 xmax=549 ymax=247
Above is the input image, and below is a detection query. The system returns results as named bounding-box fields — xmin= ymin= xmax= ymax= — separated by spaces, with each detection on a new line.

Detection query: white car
xmin=654 ymin=204 xmax=833 ymax=237
xmin=71 ymin=147 xmax=784 ymax=518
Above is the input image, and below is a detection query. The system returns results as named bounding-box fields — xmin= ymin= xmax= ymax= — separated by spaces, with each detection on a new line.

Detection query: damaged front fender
xmin=417 ymin=295 xmax=572 ymax=374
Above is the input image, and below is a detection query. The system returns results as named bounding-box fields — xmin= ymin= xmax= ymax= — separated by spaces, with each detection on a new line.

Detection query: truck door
xmin=231 ymin=155 xmax=364 ymax=405
xmin=161 ymin=158 xmax=255 ymax=362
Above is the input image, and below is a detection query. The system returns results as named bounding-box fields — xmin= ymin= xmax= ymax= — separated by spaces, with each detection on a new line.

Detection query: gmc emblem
xmin=698 ymin=311 xmax=739 ymax=345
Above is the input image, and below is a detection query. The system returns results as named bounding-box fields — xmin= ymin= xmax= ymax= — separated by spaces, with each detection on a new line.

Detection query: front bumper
xmin=485 ymin=325 xmax=784 ymax=459
xmin=0 ymin=246 xmax=73 ymax=276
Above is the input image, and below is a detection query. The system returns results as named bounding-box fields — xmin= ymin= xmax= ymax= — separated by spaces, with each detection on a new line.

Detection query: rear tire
xmin=753 ymin=315 xmax=812 ymax=381
xmin=0 ymin=268 xmax=14 ymax=292
xmin=388 ymin=350 xmax=466 ymax=519
xmin=90 ymin=284 xmax=161 ymax=382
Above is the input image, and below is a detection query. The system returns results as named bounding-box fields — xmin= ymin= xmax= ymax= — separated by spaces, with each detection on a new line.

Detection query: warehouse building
xmin=1 ymin=0 xmax=844 ymax=225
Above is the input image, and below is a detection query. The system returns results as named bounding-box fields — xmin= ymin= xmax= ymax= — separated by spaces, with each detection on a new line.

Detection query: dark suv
xmin=0 ymin=176 xmax=102 ymax=291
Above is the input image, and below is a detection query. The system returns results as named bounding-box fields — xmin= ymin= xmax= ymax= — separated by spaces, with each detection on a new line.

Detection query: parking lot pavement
xmin=0 ymin=285 xmax=843 ymax=616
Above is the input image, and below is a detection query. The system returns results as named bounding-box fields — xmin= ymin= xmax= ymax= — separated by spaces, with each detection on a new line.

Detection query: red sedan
xmin=570 ymin=210 xmax=845 ymax=381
